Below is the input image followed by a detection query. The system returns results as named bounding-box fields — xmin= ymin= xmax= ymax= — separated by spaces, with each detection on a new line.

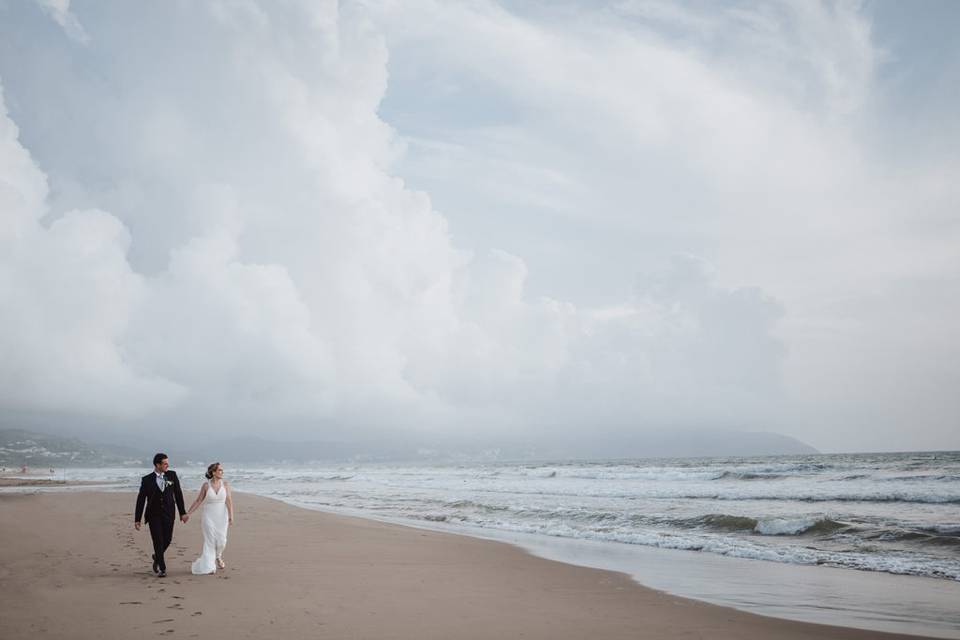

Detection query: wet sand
xmin=0 ymin=490 xmax=938 ymax=639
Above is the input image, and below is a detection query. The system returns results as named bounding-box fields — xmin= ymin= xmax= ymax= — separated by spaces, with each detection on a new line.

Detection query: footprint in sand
xmin=152 ymin=619 xmax=175 ymax=624
xmin=191 ymin=612 xmax=202 ymax=617
xmin=120 ymin=601 xmax=143 ymax=605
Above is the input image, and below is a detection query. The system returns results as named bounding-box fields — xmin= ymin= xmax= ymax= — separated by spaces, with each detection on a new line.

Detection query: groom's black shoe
xmin=152 ymin=554 xmax=159 ymax=574
xmin=158 ymin=570 xmax=166 ymax=578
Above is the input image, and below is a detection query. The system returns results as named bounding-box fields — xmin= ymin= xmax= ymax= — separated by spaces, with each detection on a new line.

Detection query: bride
xmin=186 ymin=462 xmax=234 ymax=574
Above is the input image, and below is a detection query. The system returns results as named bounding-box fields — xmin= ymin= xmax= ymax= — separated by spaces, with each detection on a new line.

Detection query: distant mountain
xmin=186 ymin=429 xmax=818 ymax=464
xmin=544 ymin=428 xmax=820 ymax=460
xmin=0 ymin=429 xmax=392 ymax=468
xmin=0 ymin=427 xmax=818 ymax=467
xmin=0 ymin=428 xmax=147 ymax=467
xmin=423 ymin=430 xmax=818 ymax=463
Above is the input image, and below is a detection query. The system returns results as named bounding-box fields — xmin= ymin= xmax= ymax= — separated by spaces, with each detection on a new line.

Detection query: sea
xmin=14 ymin=450 xmax=960 ymax=638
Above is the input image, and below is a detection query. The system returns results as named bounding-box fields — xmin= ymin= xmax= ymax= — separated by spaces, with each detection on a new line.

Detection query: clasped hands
xmin=133 ymin=514 xmax=189 ymax=530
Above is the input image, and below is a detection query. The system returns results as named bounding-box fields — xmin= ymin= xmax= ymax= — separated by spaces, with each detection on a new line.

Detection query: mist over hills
xmin=1 ymin=427 xmax=817 ymax=467
xmin=0 ymin=429 xmax=144 ymax=467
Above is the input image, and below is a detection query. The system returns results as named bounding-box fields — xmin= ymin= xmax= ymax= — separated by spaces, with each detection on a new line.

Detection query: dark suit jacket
xmin=135 ymin=470 xmax=186 ymax=524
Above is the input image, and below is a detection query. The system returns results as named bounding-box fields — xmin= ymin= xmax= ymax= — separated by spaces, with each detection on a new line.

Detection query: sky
xmin=0 ymin=0 xmax=957 ymax=453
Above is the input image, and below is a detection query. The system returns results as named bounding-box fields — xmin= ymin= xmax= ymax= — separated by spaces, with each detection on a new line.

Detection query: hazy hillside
xmin=0 ymin=429 xmax=146 ymax=467
xmin=545 ymin=428 xmax=821 ymax=460
xmin=181 ymin=429 xmax=819 ymax=463
xmin=1 ymin=427 xmax=818 ymax=467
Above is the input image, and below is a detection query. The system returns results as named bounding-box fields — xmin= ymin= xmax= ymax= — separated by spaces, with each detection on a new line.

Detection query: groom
xmin=134 ymin=453 xmax=188 ymax=577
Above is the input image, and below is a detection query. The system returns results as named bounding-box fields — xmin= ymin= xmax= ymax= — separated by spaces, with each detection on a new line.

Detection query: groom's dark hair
xmin=153 ymin=453 xmax=168 ymax=466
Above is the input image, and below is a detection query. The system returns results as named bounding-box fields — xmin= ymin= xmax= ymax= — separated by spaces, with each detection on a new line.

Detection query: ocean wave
xmin=452 ymin=518 xmax=960 ymax=581
xmin=686 ymin=514 xmax=847 ymax=536
xmin=861 ymin=528 xmax=960 ymax=549
xmin=424 ymin=502 xmax=854 ymax=539
xmin=557 ymin=463 xmax=832 ymax=482
xmin=716 ymin=471 xmax=786 ymax=481
xmin=919 ymin=524 xmax=960 ymax=536
xmin=461 ymin=484 xmax=960 ymax=504
xmin=671 ymin=493 xmax=960 ymax=504
xmin=913 ymin=534 xmax=960 ymax=549
xmin=878 ymin=474 xmax=960 ymax=482
xmin=753 ymin=517 xmax=846 ymax=536
xmin=422 ymin=514 xmax=448 ymax=522
xmin=444 ymin=499 xmax=509 ymax=512
xmin=417 ymin=498 xmax=958 ymax=552
xmin=695 ymin=514 xmax=758 ymax=531
xmin=560 ymin=469 xmax=726 ymax=481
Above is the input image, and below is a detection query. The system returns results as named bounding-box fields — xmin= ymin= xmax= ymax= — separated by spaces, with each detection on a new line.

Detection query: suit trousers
xmin=148 ymin=515 xmax=175 ymax=572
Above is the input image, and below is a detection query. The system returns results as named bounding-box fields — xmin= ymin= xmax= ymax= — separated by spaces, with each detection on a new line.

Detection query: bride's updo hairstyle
xmin=205 ymin=462 xmax=221 ymax=480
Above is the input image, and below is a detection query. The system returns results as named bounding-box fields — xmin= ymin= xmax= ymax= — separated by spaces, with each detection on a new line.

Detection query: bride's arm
xmin=186 ymin=482 xmax=208 ymax=516
xmin=225 ymin=481 xmax=234 ymax=525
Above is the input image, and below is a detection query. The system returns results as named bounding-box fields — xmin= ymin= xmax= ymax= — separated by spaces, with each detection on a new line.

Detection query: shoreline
xmin=0 ymin=489 xmax=945 ymax=640
xmin=271 ymin=497 xmax=960 ymax=639
xmin=4 ymin=475 xmax=958 ymax=638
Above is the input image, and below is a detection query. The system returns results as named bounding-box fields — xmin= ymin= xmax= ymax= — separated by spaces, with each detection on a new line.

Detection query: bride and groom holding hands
xmin=134 ymin=453 xmax=233 ymax=577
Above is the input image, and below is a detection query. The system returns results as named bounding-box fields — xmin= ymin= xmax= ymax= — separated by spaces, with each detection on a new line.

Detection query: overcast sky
xmin=1 ymin=0 xmax=957 ymax=452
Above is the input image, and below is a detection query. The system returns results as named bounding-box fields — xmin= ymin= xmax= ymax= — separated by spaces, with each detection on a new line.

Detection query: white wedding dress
xmin=191 ymin=481 xmax=229 ymax=575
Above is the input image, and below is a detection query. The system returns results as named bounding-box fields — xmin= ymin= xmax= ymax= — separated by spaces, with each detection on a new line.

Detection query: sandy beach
xmin=0 ymin=488 xmax=941 ymax=639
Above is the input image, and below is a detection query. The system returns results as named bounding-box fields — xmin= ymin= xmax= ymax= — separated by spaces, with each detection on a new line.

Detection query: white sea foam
xmin=754 ymin=517 xmax=832 ymax=536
